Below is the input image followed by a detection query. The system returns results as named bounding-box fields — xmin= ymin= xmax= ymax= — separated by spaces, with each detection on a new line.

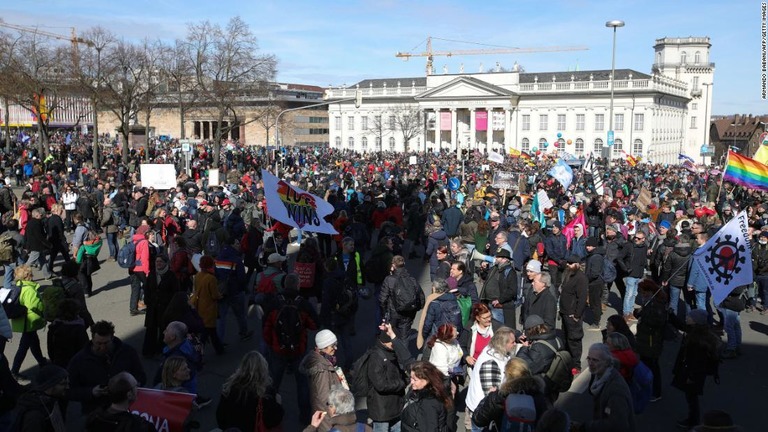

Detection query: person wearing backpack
xmin=23 ymin=208 xmax=53 ymax=280
xmin=100 ymin=198 xmax=120 ymax=261
xmin=420 ymin=279 xmax=463 ymax=354
xmin=515 ymin=315 xmax=566 ymax=399
xmin=584 ymin=238 xmax=605 ymax=330
xmin=634 ymin=279 xmax=668 ymax=402
xmin=379 ymin=255 xmax=423 ymax=338
xmin=128 ymin=227 xmax=151 ymax=315
xmin=0 ymin=219 xmax=23 ymax=290
xmin=8 ymin=265 xmax=48 ymax=382
xmin=214 ymin=236 xmax=253 ymax=343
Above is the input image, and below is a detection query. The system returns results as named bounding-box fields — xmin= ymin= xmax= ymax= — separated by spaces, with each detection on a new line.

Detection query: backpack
xmin=205 ymin=231 xmax=221 ymax=257
xmin=275 ymin=295 xmax=304 ymax=355
xmin=535 ymin=339 xmax=574 ymax=393
xmin=499 ymin=393 xmax=537 ymax=432
xmin=0 ymin=231 xmax=15 ymax=263
xmin=117 ymin=240 xmax=137 ymax=269
xmin=436 ymin=298 xmax=463 ymax=332
xmin=351 ymin=350 xmax=374 ymax=398
xmin=600 ymin=257 xmax=617 ymax=284
xmin=215 ymin=260 xmax=238 ymax=298
xmin=393 ymin=275 xmax=424 ymax=314
xmin=39 ymin=279 xmax=67 ymax=322
xmin=1 ymin=283 xmax=26 ymax=319
xmin=256 ymin=272 xmax=280 ymax=295
xmin=629 ymin=361 xmax=653 ymax=414
xmin=334 ymin=281 xmax=359 ymax=317
xmin=112 ymin=208 xmax=126 ymax=228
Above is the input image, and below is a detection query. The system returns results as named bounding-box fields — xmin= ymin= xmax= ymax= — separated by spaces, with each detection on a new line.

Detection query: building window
xmin=522 ymin=114 xmax=530 ymax=131
xmin=595 ymin=114 xmax=604 ymax=131
xmin=521 ymin=138 xmax=530 ymax=152
xmin=594 ymin=138 xmax=603 ymax=154
xmin=334 ymin=116 xmax=341 ymax=131
xmin=335 ymin=137 xmax=341 ymax=147
xmin=375 ymin=137 xmax=381 ymax=151
xmin=633 ymin=139 xmax=643 ymax=156
xmin=576 ymin=114 xmax=585 ymax=131
xmin=348 ymin=116 xmax=354 ymax=131
xmin=557 ymin=114 xmax=566 ymax=131
xmin=557 ymin=138 xmax=565 ymax=149
xmin=538 ymin=138 xmax=547 ymax=150
xmin=681 ymin=51 xmax=687 ymax=64
xmin=692 ymin=76 xmax=699 ymax=91
xmin=348 ymin=137 xmax=354 ymax=148
xmin=375 ymin=115 xmax=382 ymax=129
xmin=634 ymin=113 xmax=644 ymax=131
xmin=613 ymin=139 xmax=623 ymax=156
xmin=362 ymin=137 xmax=368 ymax=151
xmin=615 ymin=114 xmax=624 ymax=131
xmin=575 ymin=138 xmax=584 ymax=156
xmin=389 ymin=115 xmax=396 ymax=130
xmin=389 ymin=137 xmax=396 ymax=151
xmin=539 ymin=114 xmax=548 ymax=131
xmin=694 ymin=51 xmax=701 ymax=64
xmin=691 ymin=103 xmax=698 ymax=110
xmin=361 ymin=116 xmax=369 ymax=130
xmin=691 ymin=116 xmax=697 ymax=129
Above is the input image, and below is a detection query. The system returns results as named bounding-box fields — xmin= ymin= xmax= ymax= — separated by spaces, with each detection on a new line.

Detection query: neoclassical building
xmin=325 ymin=36 xmax=714 ymax=164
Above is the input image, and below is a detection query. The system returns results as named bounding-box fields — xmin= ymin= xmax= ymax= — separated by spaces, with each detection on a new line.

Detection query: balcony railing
xmin=325 ymin=84 xmax=428 ymax=99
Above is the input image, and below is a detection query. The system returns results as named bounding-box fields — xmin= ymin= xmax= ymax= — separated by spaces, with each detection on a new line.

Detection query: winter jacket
xmin=584 ymin=367 xmax=637 ymax=432
xmin=429 ymin=339 xmax=463 ymax=376
xmin=12 ymin=390 xmax=64 ymax=432
xmin=153 ymin=338 xmax=201 ymax=394
xmin=516 ymin=331 xmax=562 ymax=376
xmin=472 ymin=375 xmax=552 ymax=429
xmin=661 ymin=242 xmax=692 ymax=287
xmin=619 ymin=241 xmax=648 ymax=278
xmin=559 ymin=270 xmax=588 ymax=317
xmin=459 ymin=220 xmax=478 ymax=245
xmin=422 ymin=291 xmax=462 ymax=339
xmin=480 ymin=261 xmax=516 ymax=304
xmin=300 ymin=350 xmax=347 ymax=424
xmin=85 ymin=408 xmax=156 ymax=432
xmin=603 ymin=237 xmax=626 ymax=266
xmin=441 ymin=206 xmax=463 ymax=237
xmin=380 ymin=267 xmax=418 ymax=317
xmin=753 ymin=243 xmax=768 ymax=275
xmin=686 ymin=254 xmax=709 ymax=293
xmin=366 ymin=342 xmax=408 ymax=422
xmin=635 ymin=297 xmax=668 ymax=359
xmin=100 ymin=203 xmax=119 ymax=234
xmin=0 ymin=305 xmax=11 ymax=341
xmin=263 ymin=295 xmax=317 ymax=357
xmin=10 ymin=280 xmax=45 ymax=333
xmin=508 ymin=230 xmax=531 ymax=270
xmin=400 ymin=388 xmax=448 ymax=432
xmin=191 ymin=270 xmax=221 ymax=328
xmin=426 ymin=229 xmax=448 ymax=275
xmin=129 ymin=234 xmax=150 ymax=276
xmin=214 ymin=244 xmax=247 ymax=295
xmin=216 ymin=390 xmax=284 ymax=432
xmin=585 ymin=247 xmax=605 ymax=285
xmin=569 ymin=235 xmax=587 ymax=260
xmin=67 ymin=337 xmax=146 ymax=413
xmin=454 ymin=272 xmax=479 ymax=304
xmin=543 ymin=232 xmax=568 ymax=263
xmin=128 ymin=197 xmax=148 ymax=227
xmin=45 ymin=214 xmax=66 ymax=245
xmin=47 ymin=318 xmax=89 ymax=368
xmin=180 ymin=228 xmax=203 ymax=254
xmin=24 ymin=217 xmax=51 ymax=252
xmin=611 ymin=348 xmax=639 ymax=382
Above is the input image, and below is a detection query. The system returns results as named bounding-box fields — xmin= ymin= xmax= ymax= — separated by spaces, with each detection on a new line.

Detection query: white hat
xmin=267 ymin=253 xmax=286 ymax=264
xmin=526 ymin=260 xmax=542 ymax=273
xmin=315 ymin=330 xmax=337 ymax=349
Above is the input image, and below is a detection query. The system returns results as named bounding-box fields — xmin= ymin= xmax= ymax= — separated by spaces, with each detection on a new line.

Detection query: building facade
xmin=325 ymin=36 xmax=714 ymax=165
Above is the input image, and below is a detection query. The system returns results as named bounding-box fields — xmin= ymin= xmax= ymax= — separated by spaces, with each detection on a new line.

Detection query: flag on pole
xmin=681 ymin=159 xmax=698 ymax=173
xmin=753 ymin=145 xmax=768 ymax=165
xmin=530 ymin=190 xmax=547 ymax=227
xmin=562 ymin=211 xmax=586 ymax=248
xmin=261 ymin=169 xmax=338 ymax=234
xmin=724 ymin=150 xmax=768 ymax=192
xmin=678 ymin=153 xmax=696 ymax=163
xmin=509 ymin=148 xmax=522 ymax=157
xmin=548 ymin=159 xmax=574 ymax=189
xmin=583 ymin=153 xmax=605 ymax=195
xmin=623 ymin=151 xmax=638 ymax=167
xmin=692 ymin=210 xmax=753 ymax=305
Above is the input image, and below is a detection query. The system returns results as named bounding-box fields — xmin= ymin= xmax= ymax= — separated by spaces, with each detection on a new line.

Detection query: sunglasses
xmin=635 ymin=236 xmax=645 ymax=241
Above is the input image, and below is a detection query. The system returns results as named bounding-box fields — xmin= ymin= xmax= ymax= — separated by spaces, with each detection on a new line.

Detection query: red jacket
xmin=262 ymin=301 xmax=317 ymax=357
xmin=130 ymin=234 xmax=150 ymax=276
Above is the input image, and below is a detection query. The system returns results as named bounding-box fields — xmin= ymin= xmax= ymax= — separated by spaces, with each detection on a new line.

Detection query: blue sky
xmin=3 ymin=0 xmax=765 ymax=114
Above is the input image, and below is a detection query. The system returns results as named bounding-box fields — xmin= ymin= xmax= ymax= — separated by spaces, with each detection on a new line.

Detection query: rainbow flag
xmin=724 ymin=150 xmax=768 ymax=191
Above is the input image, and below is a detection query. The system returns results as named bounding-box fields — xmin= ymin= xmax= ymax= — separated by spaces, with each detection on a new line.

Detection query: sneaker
xmin=588 ymin=324 xmax=602 ymax=331
xmin=193 ymin=396 xmax=212 ymax=409
xmin=240 ymin=330 xmax=254 ymax=341
xmin=130 ymin=309 xmax=146 ymax=316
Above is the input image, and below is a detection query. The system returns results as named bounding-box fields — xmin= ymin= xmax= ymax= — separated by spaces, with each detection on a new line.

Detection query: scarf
xmin=469 ymin=322 xmax=493 ymax=360
xmin=156 ymin=264 xmax=169 ymax=284
xmin=589 ymin=366 xmax=614 ymax=396
xmin=320 ymin=351 xmax=337 ymax=366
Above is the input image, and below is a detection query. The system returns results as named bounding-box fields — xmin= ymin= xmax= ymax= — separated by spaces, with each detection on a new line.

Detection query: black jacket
xmin=85 ymin=408 xmax=156 ymax=432
xmin=559 ymin=269 xmax=588 ymax=317
xmin=516 ymin=331 xmax=562 ymax=376
xmin=366 ymin=342 xmax=407 ymax=422
xmin=661 ymin=242 xmax=693 ymax=287
xmin=180 ymin=228 xmax=203 ymax=254
xmin=635 ymin=297 xmax=668 ymax=359
xmin=24 ymin=217 xmax=51 ymax=252
xmin=523 ymin=288 xmax=557 ymax=331
xmin=620 ymin=241 xmax=648 ymax=278
xmin=12 ymin=390 xmax=63 ymax=432
xmin=380 ymin=267 xmax=417 ymax=317
xmin=455 ymin=273 xmax=480 ymax=304
xmin=46 ymin=214 xmax=66 ymax=244
xmin=47 ymin=318 xmax=89 ymax=368
xmin=585 ymin=247 xmax=605 ymax=285
xmin=216 ymin=391 xmax=283 ymax=431
xmin=472 ymin=375 xmax=551 ymax=429
xmin=400 ymin=388 xmax=448 ymax=432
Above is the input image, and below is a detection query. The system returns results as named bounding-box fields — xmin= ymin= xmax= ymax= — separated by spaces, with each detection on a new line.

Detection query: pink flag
xmin=562 ymin=211 xmax=586 ymax=249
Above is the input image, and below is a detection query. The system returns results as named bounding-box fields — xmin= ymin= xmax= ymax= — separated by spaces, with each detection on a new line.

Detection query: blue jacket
xmin=422 ymin=292 xmax=462 ymax=339
xmin=154 ymin=338 xmax=201 ymax=393
xmin=569 ymin=236 xmax=587 ymax=260
xmin=543 ymin=232 xmax=568 ymax=262
xmin=508 ymin=230 xmax=531 ymax=271
xmin=215 ymin=245 xmax=247 ymax=294
xmin=426 ymin=229 xmax=448 ymax=274
xmin=441 ymin=206 xmax=464 ymax=237
xmin=687 ymin=253 xmax=708 ymax=293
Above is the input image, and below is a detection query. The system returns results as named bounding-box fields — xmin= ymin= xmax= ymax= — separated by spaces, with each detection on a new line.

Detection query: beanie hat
xmin=315 ymin=329 xmax=338 ymax=349
xmin=525 ymin=260 xmax=542 ymax=273
xmin=586 ymin=237 xmax=599 ymax=248
xmin=524 ymin=314 xmax=545 ymax=330
xmin=659 ymin=220 xmax=672 ymax=230
xmin=35 ymin=365 xmax=68 ymax=391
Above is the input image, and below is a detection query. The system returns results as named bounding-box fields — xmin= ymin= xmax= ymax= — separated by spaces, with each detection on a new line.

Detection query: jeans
xmin=11 ymin=331 xmax=45 ymax=374
xmin=623 ymin=276 xmax=640 ymax=315
xmin=756 ymin=275 xmax=768 ymax=307
xmin=3 ymin=263 xmax=16 ymax=289
xmin=266 ymin=351 xmax=310 ymax=424
xmin=130 ymin=272 xmax=146 ymax=312
xmin=669 ymin=285 xmax=685 ymax=317
xmin=718 ymin=307 xmax=741 ymax=351
xmin=490 ymin=306 xmax=504 ymax=324
xmin=216 ymin=292 xmax=249 ymax=341
xmin=372 ymin=419 xmax=401 ymax=432
xmin=106 ymin=232 xmax=119 ymax=259
xmin=46 ymin=241 xmax=70 ymax=274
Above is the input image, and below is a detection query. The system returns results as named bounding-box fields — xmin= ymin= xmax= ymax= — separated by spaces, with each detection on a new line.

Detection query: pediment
xmin=416 ymin=76 xmax=514 ymax=100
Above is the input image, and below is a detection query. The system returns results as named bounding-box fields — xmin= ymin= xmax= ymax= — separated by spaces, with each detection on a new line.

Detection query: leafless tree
xmin=255 ymin=103 xmax=283 ymax=148
xmin=391 ymin=104 xmax=423 ymax=151
xmin=186 ymin=16 xmax=276 ymax=164
xmin=157 ymin=39 xmax=197 ymax=140
xmin=137 ymin=38 xmax=165 ymax=161
xmin=369 ymin=114 xmax=389 ymax=152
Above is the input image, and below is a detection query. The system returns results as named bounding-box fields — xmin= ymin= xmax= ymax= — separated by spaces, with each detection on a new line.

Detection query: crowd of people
xmin=0 ymin=134 xmax=754 ymax=431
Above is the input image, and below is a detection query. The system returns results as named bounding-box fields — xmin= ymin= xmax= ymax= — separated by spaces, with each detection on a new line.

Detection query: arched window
xmin=335 ymin=137 xmax=341 ymax=148
xmin=594 ymin=138 xmax=603 ymax=155
xmin=521 ymin=138 xmax=530 ymax=152
xmin=633 ymin=139 xmax=643 ymax=156
xmin=348 ymin=137 xmax=354 ymax=149
xmin=680 ymin=51 xmax=687 ymax=64
xmin=694 ymin=51 xmax=701 ymax=64
xmin=557 ymin=138 xmax=565 ymax=148
xmin=361 ymin=137 xmax=368 ymax=151
xmin=539 ymin=138 xmax=547 ymax=150
xmin=375 ymin=137 xmax=382 ymax=151
xmin=613 ymin=139 xmax=623 ymax=158
xmin=389 ymin=137 xmax=396 ymax=151
xmin=575 ymin=138 xmax=584 ymax=156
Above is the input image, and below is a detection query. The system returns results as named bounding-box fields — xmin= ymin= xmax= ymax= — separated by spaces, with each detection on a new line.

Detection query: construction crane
xmin=0 ymin=22 xmax=93 ymax=70
xmin=396 ymin=36 xmax=589 ymax=76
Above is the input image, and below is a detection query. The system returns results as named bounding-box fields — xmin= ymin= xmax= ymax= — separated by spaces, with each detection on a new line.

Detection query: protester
xmin=13 ymin=365 xmax=69 ymax=432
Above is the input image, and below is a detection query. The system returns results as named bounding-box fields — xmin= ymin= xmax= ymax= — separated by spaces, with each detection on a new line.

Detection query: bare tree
xmin=369 ymin=114 xmax=390 ymax=152
xmin=255 ymin=103 xmax=282 ymax=148
xmin=0 ymin=27 xmax=18 ymax=152
xmin=186 ymin=16 xmax=276 ymax=164
xmin=137 ymin=38 xmax=165 ymax=161
xmin=391 ymin=104 xmax=423 ymax=151
xmin=157 ymin=39 xmax=197 ymax=140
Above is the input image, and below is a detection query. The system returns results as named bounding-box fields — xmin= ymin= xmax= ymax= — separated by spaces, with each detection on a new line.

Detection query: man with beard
xmin=560 ymin=254 xmax=588 ymax=373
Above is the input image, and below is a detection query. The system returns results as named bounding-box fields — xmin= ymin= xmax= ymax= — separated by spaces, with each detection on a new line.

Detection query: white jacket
xmin=465 ymin=347 xmax=510 ymax=411
xmin=62 ymin=192 xmax=78 ymax=210
xmin=429 ymin=340 xmax=463 ymax=376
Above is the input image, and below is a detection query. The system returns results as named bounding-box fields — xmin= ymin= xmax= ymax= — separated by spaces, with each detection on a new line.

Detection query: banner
xmin=130 ymin=388 xmax=195 ymax=432
xmin=492 ymin=111 xmax=505 ymax=130
xmin=409 ymin=155 xmax=417 ymax=165
xmin=262 ymin=169 xmax=338 ymax=234
xmin=562 ymin=211 xmax=586 ymax=249
xmin=692 ymin=210 xmax=753 ymax=305
xmin=492 ymin=171 xmax=518 ymax=189
xmin=140 ymin=164 xmax=177 ymax=190
xmin=475 ymin=110 xmax=488 ymax=131
xmin=548 ymin=159 xmax=574 ymax=189
xmin=440 ymin=111 xmax=452 ymax=131
xmin=488 ymin=150 xmax=504 ymax=164
xmin=536 ymin=190 xmax=553 ymax=210
xmin=208 ymin=168 xmax=220 ymax=186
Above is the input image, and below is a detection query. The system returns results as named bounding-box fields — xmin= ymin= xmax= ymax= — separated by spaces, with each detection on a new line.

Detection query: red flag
xmin=130 ymin=388 xmax=195 ymax=432
xmin=562 ymin=211 xmax=586 ymax=249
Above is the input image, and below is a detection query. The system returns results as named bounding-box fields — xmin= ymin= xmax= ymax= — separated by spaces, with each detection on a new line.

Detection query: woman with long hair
xmin=428 ymin=323 xmax=464 ymax=397
xmin=400 ymin=361 xmax=451 ymax=432
xmin=156 ymin=355 xmax=191 ymax=393
xmin=216 ymin=351 xmax=284 ymax=431
xmin=601 ymin=314 xmax=637 ymax=351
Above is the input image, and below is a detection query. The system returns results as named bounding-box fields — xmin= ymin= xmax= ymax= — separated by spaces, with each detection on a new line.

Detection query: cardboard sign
xmin=130 ymin=388 xmax=195 ymax=432
xmin=635 ymin=187 xmax=652 ymax=212
xmin=492 ymin=171 xmax=519 ymax=189
xmin=294 ymin=261 xmax=316 ymax=289
xmin=140 ymin=164 xmax=177 ymax=190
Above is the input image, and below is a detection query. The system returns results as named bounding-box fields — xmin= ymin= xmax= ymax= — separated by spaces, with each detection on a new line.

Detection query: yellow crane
xmin=396 ymin=36 xmax=589 ymax=75
xmin=0 ymin=22 xmax=93 ymax=69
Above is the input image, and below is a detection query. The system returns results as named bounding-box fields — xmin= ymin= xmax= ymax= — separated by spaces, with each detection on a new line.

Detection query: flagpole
xmin=716 ymin=150 xmax=729 ymax=204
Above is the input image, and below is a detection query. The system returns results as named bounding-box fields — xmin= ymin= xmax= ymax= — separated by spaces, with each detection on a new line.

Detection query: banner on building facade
xmin=262 ymin=169 xmax=338 ymax=234
xmin=492 ymin=171 xmax=519 ymax=189
xmin=130 ymin=388 xmax=195 ymax=432
xmin=440 ymin=111 xmax=452 ymax=131
xmin=427 ymin=112 xmax=437 ymax=130
xmin=492 ymin=111 xmax=505 ymax=131
xmin=475 ymin=110 xmax=488 ymax=131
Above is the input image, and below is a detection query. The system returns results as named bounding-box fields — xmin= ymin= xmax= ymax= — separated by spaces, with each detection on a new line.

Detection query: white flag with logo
xmin=261 ymin=169 xmax=338 ymax=235
xmin=692 ymin=210 xmax=753 ymax=305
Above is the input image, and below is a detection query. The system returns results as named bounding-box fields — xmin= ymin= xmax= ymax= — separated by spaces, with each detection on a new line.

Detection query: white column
xmin=450 ymin=108 xmax=457 ymax=151
xmin=469 ymin=108 xmax=476 ymax=150
xmin=503 ymin=109 xmax=511 ymax=150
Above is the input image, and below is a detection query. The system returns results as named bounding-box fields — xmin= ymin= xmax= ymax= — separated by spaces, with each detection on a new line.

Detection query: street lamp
xmin=605 ymin=19 xmax=625 ymax=169
xmin=702 ymin=83 xmax=712 ymax=165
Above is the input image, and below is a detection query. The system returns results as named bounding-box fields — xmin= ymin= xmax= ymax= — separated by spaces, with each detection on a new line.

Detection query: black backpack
xmin=2 ymin=283 xmax=26 ymax=319
xmin=275 ymin=295 xmax=304 ymax=355
xmin=334 ymin=282 xmax=359 ymax=317
xmin=393 ymin=275 xmax=424 ymax=314
xmin=351 ymin=350 xmax=374 ymax=398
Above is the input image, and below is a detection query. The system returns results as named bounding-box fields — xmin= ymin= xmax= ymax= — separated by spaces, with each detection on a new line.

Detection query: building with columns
xmin=325 ymin=36 xmax=714 ymax=165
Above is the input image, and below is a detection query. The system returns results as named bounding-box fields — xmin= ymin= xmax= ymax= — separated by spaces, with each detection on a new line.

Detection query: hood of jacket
xmin=500 ymin=375 xmax=544 ymax=396
xmin=132 ymin=233 xmax=146 ymax=243
xmin=429 ymin=229 xmax=448 ymax=241
xmin=15 ymin=390 xmax=58 ymax=416
xmin=299 ymin=350 xmax=334 ymax=376
xmin=588 ymin=246 xmax=606 ymax=257
xmin=673 ymin=241 xmax=693 ymax=257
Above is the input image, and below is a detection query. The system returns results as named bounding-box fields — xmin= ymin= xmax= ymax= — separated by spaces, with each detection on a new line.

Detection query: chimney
xmin=734 ymin=114 xmax=740 ymax=125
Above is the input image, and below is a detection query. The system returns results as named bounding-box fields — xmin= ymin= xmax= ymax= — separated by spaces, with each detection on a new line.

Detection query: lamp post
xmin=605 ymin=19 xmax=625 ymax=169
xmin=702 ymin=83 xmax=712 ymax=165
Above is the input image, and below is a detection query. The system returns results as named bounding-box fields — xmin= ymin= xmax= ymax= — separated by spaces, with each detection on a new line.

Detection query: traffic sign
xmin=448 ymin=177 xmax=461 ymax=191
xmin=607 ymin=130 xmax=614 ymax=147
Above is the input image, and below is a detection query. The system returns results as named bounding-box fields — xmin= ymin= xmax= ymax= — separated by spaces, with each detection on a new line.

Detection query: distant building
xmin=325 ymin=36 xmax=714 ymax=164
xmin=710 ymin=114 xmax=768 ymax=162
